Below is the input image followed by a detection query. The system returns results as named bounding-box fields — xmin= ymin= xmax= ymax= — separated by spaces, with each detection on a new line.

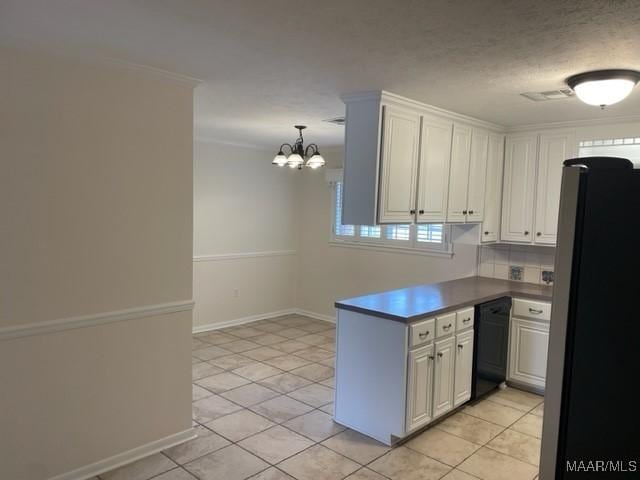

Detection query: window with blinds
xmin=332 ymin=181 xmax=450 ymax=253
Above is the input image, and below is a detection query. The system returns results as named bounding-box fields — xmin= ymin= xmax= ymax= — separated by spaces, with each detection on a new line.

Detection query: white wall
xmin=192 ymin=141 xmax=298 ymax=329
xmin=0 ymin=47 xmax=194 ymax=480
xmin=294 ymin=149 xmax=479 ymax=319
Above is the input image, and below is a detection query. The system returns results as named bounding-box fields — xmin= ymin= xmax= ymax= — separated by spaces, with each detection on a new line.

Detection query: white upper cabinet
xmin=481 ymin=133 xmax=505 ymax=243
xmin=416 ymin=115 xmax=453 ymax=223
xmin=466 ymin=129 xmax=489 ymax=223
xmin=534 ymin=131 xmax=577 ymax=244
xmin=446 ymin=126 xmax=489 ymax=223
xmin=447 ymin=124 xmax=472 ymax=222
xmin=501 ymin=134 xmax=538 ymax=242
xmin=377 ymin=105 xmax=421 ymax=224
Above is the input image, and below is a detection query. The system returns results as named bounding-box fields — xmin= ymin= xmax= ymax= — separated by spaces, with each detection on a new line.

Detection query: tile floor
xmin=99 ymin=314 xmax=544 ymax=480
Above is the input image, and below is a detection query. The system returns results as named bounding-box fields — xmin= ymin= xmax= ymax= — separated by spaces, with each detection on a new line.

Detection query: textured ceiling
xmin=2 ymin=0 xmax=640 ymax=147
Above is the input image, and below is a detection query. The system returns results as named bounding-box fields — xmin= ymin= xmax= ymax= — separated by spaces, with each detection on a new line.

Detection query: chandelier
xmin=272 ymin=125 xmax=325 ymax=170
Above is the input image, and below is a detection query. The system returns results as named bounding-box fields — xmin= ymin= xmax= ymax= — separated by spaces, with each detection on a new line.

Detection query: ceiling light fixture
xmin=567 ymin=69 xmax=640 ymax=108
xmin=272 ymin=125 xmax=325 ymax=170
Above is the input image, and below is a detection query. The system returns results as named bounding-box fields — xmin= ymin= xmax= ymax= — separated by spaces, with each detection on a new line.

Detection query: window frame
xmin=330 ymin=181 xmax=453 ymax=256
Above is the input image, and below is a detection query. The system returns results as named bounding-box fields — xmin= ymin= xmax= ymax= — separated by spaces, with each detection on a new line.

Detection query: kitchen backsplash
xmin=478 ymin=244 xmax=555 ymax=285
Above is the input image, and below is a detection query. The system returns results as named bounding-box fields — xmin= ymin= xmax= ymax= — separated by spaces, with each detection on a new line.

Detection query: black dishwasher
xmin=471 ymin=297 xmax=512 ymax=401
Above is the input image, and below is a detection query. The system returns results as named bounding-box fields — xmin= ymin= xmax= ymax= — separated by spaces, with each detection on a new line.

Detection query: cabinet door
xmin=534 ymin=131 xmax=576 ymax=245
xmin=481 ymin=133 xmax=504 ymax=243
xmin=508 ymin=317 xmax=549 ymax=389
xmin=446 ymin=124 xmax=472 ymax=222
xmin=416 ymin=115 xmax=453 ymax=223
xmin=466 ymin=129 xmax=489 ymax=223
xmin=500 ymin=134 xmax=537 ymax=242
xmin=377 ymin=105 xmax=421 ymax=224
xmin=454 ymin=330 xmax=474 ymax=407
xmin=433 ymin=337 xmax=455 ymax=418
xmin=406 ymin=344 xmax=435 ymax=431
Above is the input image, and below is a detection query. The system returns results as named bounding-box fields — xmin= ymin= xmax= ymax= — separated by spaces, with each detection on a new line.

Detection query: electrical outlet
xmin=509 ymin=265 xmax=524 ymax=281
xmin=541 ymin=270 xmax=554 ymax=285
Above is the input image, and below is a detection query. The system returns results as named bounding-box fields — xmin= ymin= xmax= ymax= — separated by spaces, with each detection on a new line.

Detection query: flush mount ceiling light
xmin=272 ymin=125 xmax=325 ymax=170
xmin=567 ymin=69 xmax=640 ymax=108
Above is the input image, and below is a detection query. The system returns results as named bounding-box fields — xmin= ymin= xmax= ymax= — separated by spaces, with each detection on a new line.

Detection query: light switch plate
xmin=509 ymin=265 xmax=524 ymax=281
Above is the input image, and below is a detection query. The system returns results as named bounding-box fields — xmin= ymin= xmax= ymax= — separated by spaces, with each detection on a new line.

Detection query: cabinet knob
xmin=410 ymin=209 xmax=416 ymax=214
xmin=484 ymin=231 xmax=489 ymax=235
xmin=458 ymin=344 xmax=464 ymax=350
xmin=469 ymin=210 xmax=474 ymax=215
xmin=536 ymin=232 xmax=542 ymax=237
xmin=524 ymin=231 xmax=530 ymax=236
xmin=419 ymin=209 xmax=424 ymax=214
xmin=462 ymin=210 xmax=468 ymax=215
xmin=428 ymin=355 xmax=435 ymax=361
xmin=437 ymin=352 xmax=443 ymax=358
xmin=443 ymin=323 xmax=452 ymax=331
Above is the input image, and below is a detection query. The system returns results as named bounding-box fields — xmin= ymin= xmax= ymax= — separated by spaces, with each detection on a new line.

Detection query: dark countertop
xmin=334 ymin=276 xmax=553 ymax=323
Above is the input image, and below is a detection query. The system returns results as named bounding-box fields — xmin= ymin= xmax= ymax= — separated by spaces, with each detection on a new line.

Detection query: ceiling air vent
xmin=520 ymin=89 xmax=575 ymax=102
xmin=324 ymin=116 xmax=345 ymax=125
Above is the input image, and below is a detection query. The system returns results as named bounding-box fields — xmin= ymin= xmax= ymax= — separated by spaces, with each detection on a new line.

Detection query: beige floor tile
xmin=192 ymin=395 xmax=243 ymax=423
xmin=319 ymin=377 xmax=335 ymax=388
xmin=298 ymin=333 xmax=331 ymax=346
xmin=152 ymin=469 xmax=197 ymax=480
xmin=239 ymin=425 xmax=314 ymax=464
xmin=345 ymin=468 xmax=388 ymax=480
xmin=530 ymin=403 xmax=544 ymax=417
xmin=250 ymin=395 xmax=314 ymax=423
xmin=487 ymin=429 xmax=541 ymax=466
xmin=199 ymin=332 xmax=237 ymax=345
xmin=435 ymin=412 xmax=504 ymax=445
xmin=254 ymin=322 xmax=286 ymax=333
xmin=487 ymin=388 xmax=543 ymax=412
xmin=405 ymin=427 xmax=480 ymax=466
xmin=244 ymin=346 xmax=285 ymax=361
xmin=163 ymin=426 xmax=230 ymax=465
xmin=271 ymin=340 xmax=308 ymax=354
xmin=223 ymin=339 xmax=263 ymax=353
xmin=290 ymin=363 xmax=334 ymax=382
xmin=368 ymin=446 xmax=451 ymax=480
xmin=277 ymin=317 xmax=312 ymax=328
xmin=288 ymin=384 xmax=334 ymax=407
xmin=192 ymin=345 xmax=233 ymax=361
xmin=319 ymin=403 xmax=334 ymax=415
xmin=192 ymin=384 xmax=213 ymax=401
xmin=192 ymin=362 xmax=224 ymax=381
xmin=192 ymin=356 xmax=201 ymax=364
xmin=278 ymin=328 xmax=308 ymax=339
xmin=293 ymin=347 xmax=335 ymax=363
xmin=193 ymin=339 xmax=208 ymax=350
xmin=464 ymin=399 xmax=525 ymax=427
xmin=195 ymin=372 xmax=251 ymax=393
xmin=184 ymin=444 xmax=268 ymax=480
xmin=284 ymin=410 xmax=346 ymax=442
xmin=440 ymin=469 xmax=479 ymax=480
xmin=220 ymin=383 xmax=280 ymax=407
xmin=258 ymin=372 xmax=312 ymax=394
xmin=247 ymin=467 xmax=296 ymax=479
xmin=208 ymin=354 xmax=254 ymax=370
xmin=279 ymin=444 xmax=360 ymax=480
xmin=263 ymin=355 xmax=312 ymax=371
xmin=254 ymin=333 xmax=288 ymax=346
xmin=205 ymin=409 xmax=275 ymax=442
xmin=230 ymin=327 xmax=265 ymax=338
xmin=322 ymin=429 xmax=390 ymax=464
xmin=298 ymin=322 xmax=334 ymax=333
xmin=101 ymin=453 xmax=176 ymax=480
xmin=458 ymin=447 xmax=538 ymax=480
xmin=318 ymin=357 xmax=336 ymax=368
xmin=511 ymin=414 xmax=543 ymax=439
xmin=319 ymin=342 xmax=336 ymax=352
xmin=233 ymin=362 xmax=284 ymax=381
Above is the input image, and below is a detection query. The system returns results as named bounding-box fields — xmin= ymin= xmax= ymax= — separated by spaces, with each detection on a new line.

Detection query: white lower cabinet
xmin=453 ymin=330 xmax=474 ymax=406
xmin=508 ymin=317 xmax=549 ymax=389
xmin=406 ymin=343 xmax=435 ymax=431
xmin=433 ymin=336 xmax=456 ymax=418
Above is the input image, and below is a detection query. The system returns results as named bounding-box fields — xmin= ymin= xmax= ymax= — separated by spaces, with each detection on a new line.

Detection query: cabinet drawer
xmin=456 ymin=307 xmax=474 ymax=330
xmin=409 ymin=318 xmax=436 ymax=348
xmin=435 ymin=312 xmax=456 ymax=338
xmin=513 ymin=298 xmax=551 ymax=321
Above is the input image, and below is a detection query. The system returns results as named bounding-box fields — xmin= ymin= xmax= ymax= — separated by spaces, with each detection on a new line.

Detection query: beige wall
xmin=192 ymin=141 xmax=297 ymax=329
xmin=0 ymin=47 xmax=194 ymax=479
xmin=294 ymin=149 xmax=479 ymax=318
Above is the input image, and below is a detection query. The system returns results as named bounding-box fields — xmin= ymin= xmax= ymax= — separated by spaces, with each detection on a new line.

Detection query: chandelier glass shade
xmin=272 ymin=125 xmax=325 ymax=170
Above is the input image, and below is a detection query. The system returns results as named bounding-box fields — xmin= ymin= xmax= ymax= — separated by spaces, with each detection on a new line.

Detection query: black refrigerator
xmin=540 ymin=157 xmax=640 ymax=479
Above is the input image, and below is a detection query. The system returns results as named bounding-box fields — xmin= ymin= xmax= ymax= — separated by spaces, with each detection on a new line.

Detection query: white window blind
xmin=416 ymin=224 xmax=444 ymax=244
xmin=385 ymin=225 xmax=410 ymax=241
xmin=334 ymin=182 xmax=355 ymax=236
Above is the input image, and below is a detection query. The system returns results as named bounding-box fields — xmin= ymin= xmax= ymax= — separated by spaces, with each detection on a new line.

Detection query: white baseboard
xmin=49 ymin=428 xmax=196 ymax=480
xmin=192 ymin=308 xmax=335 ymax=334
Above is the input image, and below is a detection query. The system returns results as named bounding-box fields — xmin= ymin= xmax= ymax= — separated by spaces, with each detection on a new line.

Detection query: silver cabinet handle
xmin=443 ymin=323 xmax=452 ymax=330
xmin=463 ymin=317 xmax=471 ymax=323
xmin=529 ymin=308 xmax=543 ymax=314
xmin=418 ymin=331 xmax=430 ymax=338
